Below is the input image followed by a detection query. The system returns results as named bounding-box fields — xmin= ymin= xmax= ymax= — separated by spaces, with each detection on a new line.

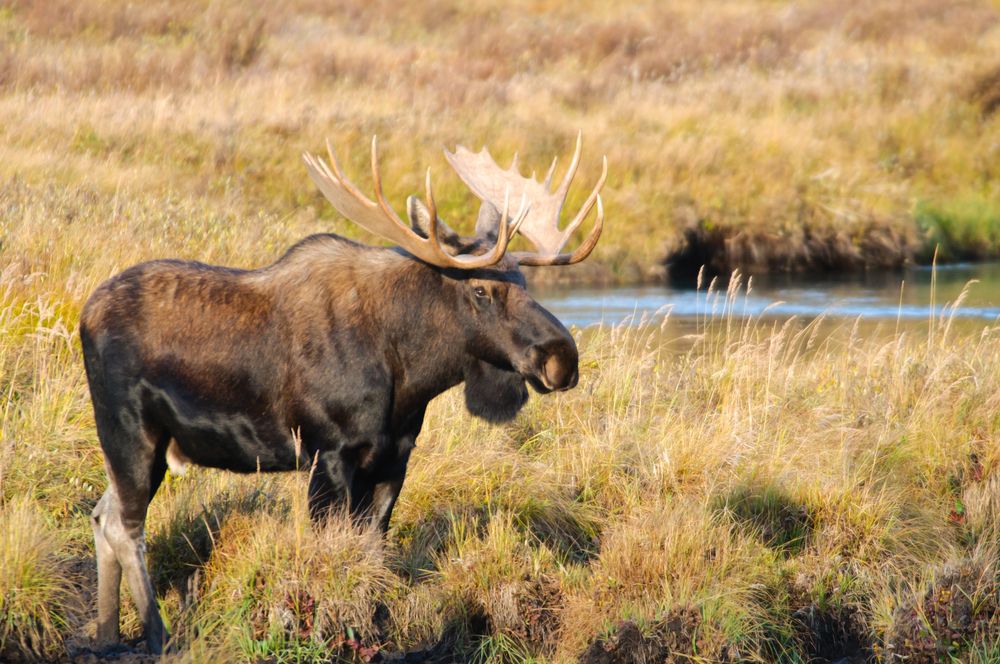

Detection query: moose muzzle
xmin=526 ymin=336 xmax=579 ymax=392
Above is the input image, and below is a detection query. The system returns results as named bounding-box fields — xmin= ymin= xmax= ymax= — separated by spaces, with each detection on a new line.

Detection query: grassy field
xmin=0 ymin=0 xmax=999 ymax=284
xmin=4 ymin=268 xmax=1000 ymax=661
xmin=3 ymin=0 xmax=1000 ymax=662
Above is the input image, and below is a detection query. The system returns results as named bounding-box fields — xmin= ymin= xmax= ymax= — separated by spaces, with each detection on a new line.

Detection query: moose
xmin=80 ymin=133 xmax=606 ymax=653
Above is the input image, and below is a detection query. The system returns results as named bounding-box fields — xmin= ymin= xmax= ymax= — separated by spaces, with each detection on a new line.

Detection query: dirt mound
xmin=507 ymin=574 xmax=563 ymax=650
xmin=578 ymin=609 xmax=735 ymax=663
xmin=885 ymin=559 xmax=999 ymax=662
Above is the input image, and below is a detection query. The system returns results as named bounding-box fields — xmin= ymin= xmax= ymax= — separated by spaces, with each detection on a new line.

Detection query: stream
xmin=535 ymin=263 xmax=1000 ymax=328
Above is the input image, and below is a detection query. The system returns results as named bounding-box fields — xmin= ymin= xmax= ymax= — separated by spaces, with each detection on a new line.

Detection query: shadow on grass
xmin=146 ymin=485 xmax=280 ymax=600
xmin=712 ymin=482 xmax=814 ymax=556
xmin=392 ymin=500 xmax=599 ymax=583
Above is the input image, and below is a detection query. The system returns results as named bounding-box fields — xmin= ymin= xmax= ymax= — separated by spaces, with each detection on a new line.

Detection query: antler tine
xmin=323 ymin=139 xmax=344 ymax=181
xmin=557 ymin=154 xmax=608 ymax=241
xmin=542 ymin=157 xmax=558 ymax=190
xmin=370 ymin=136 xmax=409 ymax=232
xmin=323 ymin=138 xmax=369 ymax=205
xmin=424 ymin=167 xmax=438 ymax=242
xmin=553 ymin=130 xmax=582 ymax=201
xmin=509 ymin=192 xmax=529 ymax=236
xmin=515 ymin=193 xmax=604 ymax=266
xmin=500 ymin=185 xmax=510 ymax=234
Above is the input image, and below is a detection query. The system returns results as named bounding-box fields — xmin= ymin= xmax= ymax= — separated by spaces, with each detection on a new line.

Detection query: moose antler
xmin=444 ymin=132 xmax=607 ymax=266
xmin=303 ymin=137 xmax=528 ymax=269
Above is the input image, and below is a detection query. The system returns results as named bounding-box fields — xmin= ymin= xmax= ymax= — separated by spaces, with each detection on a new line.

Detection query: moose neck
xmin=374 ymin=258 xmax=470 ymax=410
xmin=266 ymin=236 xmax=497 ymax=418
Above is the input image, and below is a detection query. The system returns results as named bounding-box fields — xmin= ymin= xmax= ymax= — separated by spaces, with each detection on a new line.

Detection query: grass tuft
xmin=0 ymin=497 xmax=81 ymax=659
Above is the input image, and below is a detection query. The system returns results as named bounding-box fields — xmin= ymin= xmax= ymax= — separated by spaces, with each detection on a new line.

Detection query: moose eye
xmin=473 ymin=286 xmax=488 ymax=298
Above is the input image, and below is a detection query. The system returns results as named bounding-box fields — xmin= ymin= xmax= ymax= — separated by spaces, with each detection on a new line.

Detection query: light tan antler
xmin=443 ymin=131 xmax=607 ymax=266
xmin=303 ymin=137 xmax=528 ymax=269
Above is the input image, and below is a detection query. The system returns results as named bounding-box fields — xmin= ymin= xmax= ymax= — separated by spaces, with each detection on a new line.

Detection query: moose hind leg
xmin=97 ymin=483 xmax=168 ymax=654
xmin=92 ymin=489 xmax=123 ymax=646
xmin=94 ymin=415 xmax=169 ymax=653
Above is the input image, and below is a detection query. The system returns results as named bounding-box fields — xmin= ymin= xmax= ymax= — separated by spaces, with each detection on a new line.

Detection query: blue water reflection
xmin=534 ymin=263 xmax=1000 ymax=327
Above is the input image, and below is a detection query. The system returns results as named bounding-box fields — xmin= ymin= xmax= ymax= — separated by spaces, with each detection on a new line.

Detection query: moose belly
xmin=166 ymin=413 xmax=300 ymax=473
xmin=143 ymin=382 xmax=302 ymax=473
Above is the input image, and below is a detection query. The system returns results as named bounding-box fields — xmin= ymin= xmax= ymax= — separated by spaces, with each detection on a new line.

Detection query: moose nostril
xmin=542 ymin=353 xmax=579 ymax=391
xmin=543 ymin=354 xmax=560 ymax=386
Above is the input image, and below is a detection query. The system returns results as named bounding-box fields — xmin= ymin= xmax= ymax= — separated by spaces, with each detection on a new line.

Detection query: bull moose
xmin=80 ymin=134 xmax=606 ymax=653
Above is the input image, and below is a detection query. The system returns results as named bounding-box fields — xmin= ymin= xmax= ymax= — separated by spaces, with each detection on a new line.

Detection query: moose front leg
xmin=370 ymin=476 xmax=406 ymax=533
xmin=308 ymin=449 xmax=355 ymax=524
xmin=368 ymin=435 xmax=415 ymax=533
xmin=341 ymin=434 xmax=413 ymax=532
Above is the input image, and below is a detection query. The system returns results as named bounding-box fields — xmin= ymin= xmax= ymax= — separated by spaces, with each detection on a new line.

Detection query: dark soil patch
xmin=578 ymin=609 xmax=736 ymax=663
xmin=792 ymin=603 xmax=871 ymax=663
xmin=885 ymin=559 xmax=1000 ymax=663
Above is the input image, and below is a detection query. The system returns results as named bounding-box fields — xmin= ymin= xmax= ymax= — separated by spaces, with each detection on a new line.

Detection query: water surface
xmin=535 ymin=263 xmax=1000 ymax=327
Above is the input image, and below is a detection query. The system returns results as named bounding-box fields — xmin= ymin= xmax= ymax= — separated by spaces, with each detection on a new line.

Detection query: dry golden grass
xmin=4 ymin=266 xmax=1000 ymax=660
xmin=0 ymin=497 xmax=81 ymax=659
xmin=0 ymin=0 xmax=998 ymax=285
xmin=3 ymin=1 xmax=1000 ymax=661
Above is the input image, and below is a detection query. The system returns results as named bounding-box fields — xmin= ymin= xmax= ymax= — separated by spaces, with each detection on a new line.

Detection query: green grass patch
xmin=916 ymin=193 xmax=1000 ymax=262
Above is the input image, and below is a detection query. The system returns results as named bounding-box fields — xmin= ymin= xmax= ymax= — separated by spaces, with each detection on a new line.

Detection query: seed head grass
xmin=0 ymin=497 xmax=82 ymax=659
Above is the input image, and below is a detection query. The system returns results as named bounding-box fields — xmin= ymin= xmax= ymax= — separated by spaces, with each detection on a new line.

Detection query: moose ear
xmin=474 ymin=201 xmax=503 ymax=240
xmin=406 ymin=195 xmax=459 ymax=242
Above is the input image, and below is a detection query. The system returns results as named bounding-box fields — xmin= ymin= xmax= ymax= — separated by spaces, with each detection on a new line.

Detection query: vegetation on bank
xmin=3 ymin=270 xmax=1000 ymax=661
xmin=0 ymin=0 xmax=999 ymax=283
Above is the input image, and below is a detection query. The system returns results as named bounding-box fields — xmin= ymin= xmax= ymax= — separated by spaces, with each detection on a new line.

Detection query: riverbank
xmin=2 ymin=0 xmax=1000 ymax=292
